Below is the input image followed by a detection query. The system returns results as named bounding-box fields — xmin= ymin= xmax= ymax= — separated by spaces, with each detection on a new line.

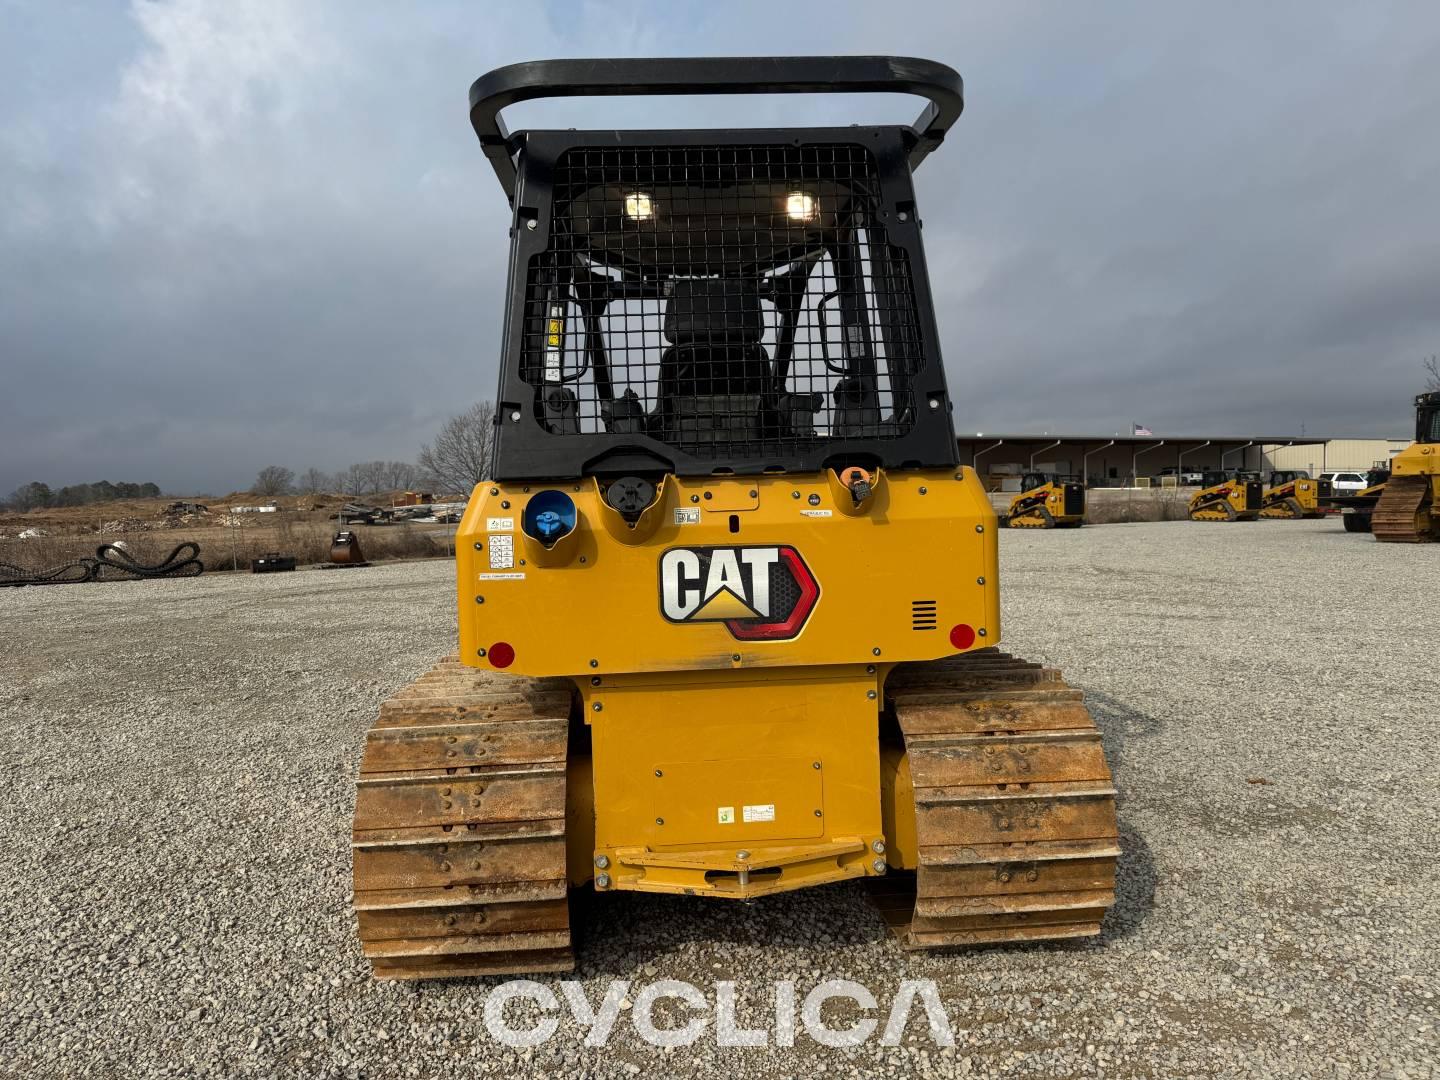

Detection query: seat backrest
xmin=660 ymin=279 xmax=769 ymax=398
xmin=663 ymin=279 xmax=763 ymax=345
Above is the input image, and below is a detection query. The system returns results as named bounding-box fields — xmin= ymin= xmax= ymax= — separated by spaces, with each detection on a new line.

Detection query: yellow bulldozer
xmin=1258 ymin=470 xmax=1331 ymax=519
xmin=349 ymin=56 xmax=1118 ymax=980
xmin=1002 ymin=472 xmax=1086 ymax=528
xmin=1372 ymin=392 xmax=1439 ymax=541
xmin=1188 ymin=469 xmax=1264 ymax=521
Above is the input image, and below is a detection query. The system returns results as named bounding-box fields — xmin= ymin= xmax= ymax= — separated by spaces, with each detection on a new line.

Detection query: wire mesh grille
xmin=1420 ymin=398 xmax=1440 ymax=443
xmin=521 ymin=143 xmax=926 ymax=457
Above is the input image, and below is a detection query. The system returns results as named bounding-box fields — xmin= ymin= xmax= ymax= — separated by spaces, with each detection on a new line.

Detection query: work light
xmin=785 ymin=191 xmax=817 ymax=221
xmin=623 ymin=192 xmax=654 ymax=220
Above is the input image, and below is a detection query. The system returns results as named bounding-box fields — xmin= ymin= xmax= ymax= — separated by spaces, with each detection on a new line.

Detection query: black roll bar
xmin=468 ymin=55 xmax=964 ymax=201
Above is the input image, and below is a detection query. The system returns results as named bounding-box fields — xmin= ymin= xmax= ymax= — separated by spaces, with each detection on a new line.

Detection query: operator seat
xmin=656 ymin=278 xmax=771 ymax=444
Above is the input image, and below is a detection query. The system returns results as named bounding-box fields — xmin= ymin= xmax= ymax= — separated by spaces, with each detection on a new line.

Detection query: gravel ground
xmin=1 ymin=521 xmax=1436 ymax=1079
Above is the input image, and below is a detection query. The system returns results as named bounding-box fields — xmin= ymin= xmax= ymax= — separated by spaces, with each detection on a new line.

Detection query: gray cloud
xmin=3 ymin=0 xmax=1438 ymax=494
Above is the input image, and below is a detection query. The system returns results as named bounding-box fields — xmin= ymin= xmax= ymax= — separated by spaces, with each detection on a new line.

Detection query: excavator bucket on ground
xmin=329 ymin=531 xmax=367 ymax=565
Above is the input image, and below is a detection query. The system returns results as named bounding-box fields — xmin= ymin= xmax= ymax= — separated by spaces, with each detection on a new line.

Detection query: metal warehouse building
xmin=1263 ymin=439 xmax=1410 ymax=475
xmin=954 ymin=434 xmax=1408 ymax=489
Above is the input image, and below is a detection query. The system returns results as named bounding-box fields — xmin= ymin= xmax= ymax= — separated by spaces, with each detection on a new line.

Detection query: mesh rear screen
xmin=1420 ymin=402 xmax=1440 ymax=443
xmin=520 ymin=143 xmax=926 ymax=458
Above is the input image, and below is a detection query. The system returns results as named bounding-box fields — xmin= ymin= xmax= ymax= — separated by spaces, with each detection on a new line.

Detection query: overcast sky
xmin=3 ymin=1 xmax=1438 ymax=494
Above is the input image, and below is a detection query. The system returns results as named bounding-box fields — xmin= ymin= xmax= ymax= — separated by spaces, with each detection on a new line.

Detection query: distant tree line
xmin=4 ymin=479 xmax=162 ymax=511
xmin=252 ymin=401 xmax=496 ymax=500
xmin=4 ymin=402 xmax=500 ymax=511
xmin=251 ymin=461 xmax=430 ymax=499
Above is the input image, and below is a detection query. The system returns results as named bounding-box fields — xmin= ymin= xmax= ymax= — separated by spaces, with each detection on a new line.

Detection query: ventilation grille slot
xmin=911 ymin=600 xmax=938 ymax=631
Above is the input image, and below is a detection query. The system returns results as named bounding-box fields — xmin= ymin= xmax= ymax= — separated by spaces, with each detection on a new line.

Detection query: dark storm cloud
xmin=3 ymin=1 xmax=1438 ymax=494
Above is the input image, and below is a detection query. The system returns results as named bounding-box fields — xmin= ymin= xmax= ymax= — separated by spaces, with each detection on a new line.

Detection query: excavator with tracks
xmin=350 ymin=57 xmax=1118 ymax=979
xmin=1372 ymin=392 xmax=1439 ymax=541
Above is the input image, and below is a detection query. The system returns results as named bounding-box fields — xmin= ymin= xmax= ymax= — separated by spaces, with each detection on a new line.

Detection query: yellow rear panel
xmin=455 ymin=468 xmax=998 ymax=676
xmin=453 ymin=466 xmax=999 ymax=896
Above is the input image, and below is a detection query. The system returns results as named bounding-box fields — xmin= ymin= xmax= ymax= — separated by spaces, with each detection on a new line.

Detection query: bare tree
xmin=419 ymin=402 xmax=495 ymax=497
xmin=297 ymin=467 xmax=332 ymax=495
xmin=1424 ymin=355 xmax=1440 ymax=392
xmin=333 ymin=461 xmax=389 ymax=498
xmin=252 ymin=465 xmax=294 ymax=497
xmin=381 ymin=460 xmax=420 ymax=492
xmin=5 ymin=482 xmax=53 ymax=511
xmin=359 ymin=461 xmax=387 ymax=495
xmin=340 ymin=464 xmax=367 ymax=499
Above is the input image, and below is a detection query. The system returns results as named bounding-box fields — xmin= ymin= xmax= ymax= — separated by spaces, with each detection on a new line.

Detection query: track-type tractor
xmin=1372 ymin=392 xmax=1440 ymax=541
xmin=1259 ymin=471 xmax=1331 ymax=520
xmin=1188 ymin=470 xmax=1263 ymax=521
xmin=349 ymin=57 xmax=1118 ymax=980
xmin=1004 ymin=472 xmax=1085 ymax=528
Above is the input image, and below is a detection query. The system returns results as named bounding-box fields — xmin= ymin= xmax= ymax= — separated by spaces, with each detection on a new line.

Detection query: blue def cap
xmin=522 ymin=490 xmax=578 ymax=548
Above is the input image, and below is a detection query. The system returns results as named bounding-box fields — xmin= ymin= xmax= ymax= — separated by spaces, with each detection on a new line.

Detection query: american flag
xmin=1133 ymin=423 xmax=1153 ymax=436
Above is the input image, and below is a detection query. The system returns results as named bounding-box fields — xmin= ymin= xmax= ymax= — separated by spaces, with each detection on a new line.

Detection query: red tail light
xmin=488 ymin=642 xmax=516 ymax=668
xmin=949 ymin=624 xmax=976 ymax=650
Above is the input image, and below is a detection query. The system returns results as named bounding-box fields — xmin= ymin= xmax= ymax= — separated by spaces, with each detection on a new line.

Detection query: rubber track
xmin=1260 ymin=494 xmax=1326 ymax=520
xmin=1372 ymin=475 xmax=1434 ymax=543
xmin=0 ymin=542 xmax=203 ymax=587
xmin=871 ymin=649 xmax=1119 ymax=948
xmin=1006 ymin=509 xmax=1054 ymax=528
xmin=352 ymin=656 xmax=577 ymax=980
xmin=1190 ymin=499 xmax=1242 ymax=521
xmin=1259 ymin=496 xmax=1304 ymax=519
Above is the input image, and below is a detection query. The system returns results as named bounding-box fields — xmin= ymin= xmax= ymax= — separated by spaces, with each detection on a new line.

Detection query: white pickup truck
xmin=1319 ymin=471 xmax=1369 ymax=495
xmin=1158 ymin=466 xmax=1205 ymax=485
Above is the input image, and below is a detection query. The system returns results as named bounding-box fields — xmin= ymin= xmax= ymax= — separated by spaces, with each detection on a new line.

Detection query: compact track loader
xmin=350 ymin=57 xmax=1118 ymax=980
xmin=1003 ymin=472 xmax=1085 ymax=528
xmin=1188 ymin=470 xmax=1263 ymax=521
xmin=1372 ymin=392 xmax=1440 ymax=541
xmin=1258 ymin=471 xmax=1330 ymax=520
